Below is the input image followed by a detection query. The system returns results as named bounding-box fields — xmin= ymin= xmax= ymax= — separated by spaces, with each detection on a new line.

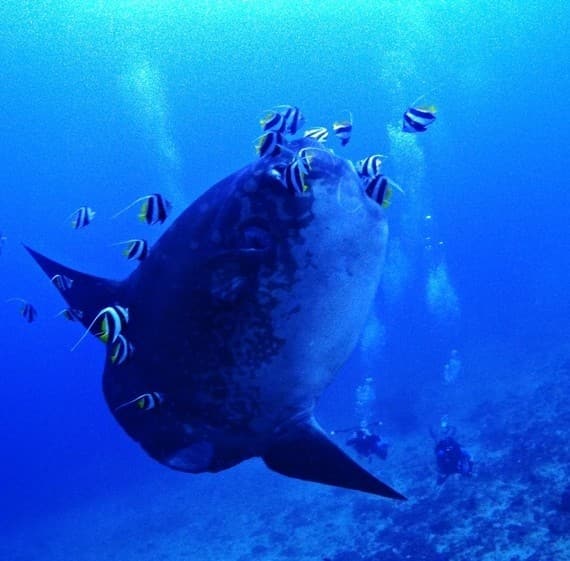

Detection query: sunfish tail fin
xmin=262 ymin=417 xmax=406 ymax=500
xmin=24 ymin=244 xmax=124 ymax=332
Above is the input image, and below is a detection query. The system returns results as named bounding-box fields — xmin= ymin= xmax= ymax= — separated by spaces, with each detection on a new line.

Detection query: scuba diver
xmin=333 ymin=377 xmax=388 ymax=461
xmin=346 ymin=426 xmax=389 ymax=461
xmin=431 ymin=416 xmax=474 ymax=484
xmin=331 ymin=421 xmax=389 ymax=462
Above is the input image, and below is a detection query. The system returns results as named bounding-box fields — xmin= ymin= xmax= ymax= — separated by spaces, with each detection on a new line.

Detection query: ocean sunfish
xmin=26 ymin=137 xmax=405 ymax=500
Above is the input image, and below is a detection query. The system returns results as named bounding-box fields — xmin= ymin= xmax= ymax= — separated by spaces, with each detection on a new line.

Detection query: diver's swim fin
xmin=24 ymin=244 xmax=124 ymax=332
xmin=262 ymin=417 xmax=406 ymax=500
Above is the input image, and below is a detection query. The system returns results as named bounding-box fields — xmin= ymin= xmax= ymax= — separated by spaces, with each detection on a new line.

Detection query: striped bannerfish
xmin=6 ymin=298 xmax=38 ymax=323
xmin=139 ymin=194 xmax=171 ymax=225
xmin=332 ymin=112 xmax=353 ymax=146
xmin=303 ymin=127 xmax=329 ymax=143
xmin=113 ymin=194 xmax=172 ymax=225
xmin=71 ymin=304 xmax=129 ymax=351
xmin=402 ymin=105 xmax=437 ymax=133
xmin=295 ymin=147 xmax=315 ymax=176
xmin=97 ymin=305 xmax=129 ymax=344
xmin=51 ymin=273 xmax=74 ymax=291
xmin=282 ymin=159 xmax=309 ymax=194
xmin=69 ymin=206 xmax=95 ymax=229
xmin=115 ymin=239 xmax=149 ymax=261
xmin=115 ymin=392 xmax=163 ymax=412
xmin=260 ymin=105 xmax=305 ymax=135
xmin=255 ymin=131 xmax=285 ymax=158
xmin=364 ymin=175 xmax=392 ymax=208
xmin=21 ymin=302 xmax=37 ymax=323
xmin=363 ymin=175 xmax=403 ymax=208
xmin=355 ymin=154 xmax=385 ymax=178
xmin=260 ymin=110 xmax=286 ymax=133
xmin=110 ymin=334 xmax=134 ymax=366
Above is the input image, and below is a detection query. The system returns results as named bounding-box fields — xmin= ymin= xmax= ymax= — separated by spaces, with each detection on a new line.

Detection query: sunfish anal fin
xmin=262 ymin=417 xmax=406 ymax=500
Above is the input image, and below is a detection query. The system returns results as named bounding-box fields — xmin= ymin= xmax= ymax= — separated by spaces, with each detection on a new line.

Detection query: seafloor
xmin=2 ymin=340 xmax=569 ymax=561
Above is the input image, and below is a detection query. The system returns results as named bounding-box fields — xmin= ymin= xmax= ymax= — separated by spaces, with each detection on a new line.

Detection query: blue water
xmin=1 ymin=2 xmax=568 ymax=558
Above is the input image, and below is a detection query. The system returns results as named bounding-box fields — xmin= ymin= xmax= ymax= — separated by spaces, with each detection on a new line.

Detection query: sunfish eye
xmin=240 ymin=224 xmax=273 ymax=251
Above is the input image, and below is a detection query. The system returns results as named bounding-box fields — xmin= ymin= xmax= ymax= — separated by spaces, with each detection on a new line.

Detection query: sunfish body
xmin=27 ymin=137 xmax=404 ymax=499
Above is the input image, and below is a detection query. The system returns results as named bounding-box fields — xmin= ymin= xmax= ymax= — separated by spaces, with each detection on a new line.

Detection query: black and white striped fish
xmin=260 ymin=105 xmax=305 ymax=135
xmin=303 ymin=127 xmax=329 ymax=143
xmin=282 ymin=159 xmax=309 ymax=194
xmin=355 ymin=154 xmax=385 ymax=178
xmin=97 ymin=305 xmax=129 ymax=344
xmin=51 ymin=274 xmax=74 ymax=292
xmin=7 ymin=298 xmax=37 ymax=323
xmin=364 ymin=175 xmax=403 ymax=209
xmin=364 ymin=175 xmax=392 ymax=208
xmin=71 ymin=304 xmax=129 ymax=351
xmin=113 ymin=194 xmax=172 ymax=225
xmin=110 ymin=334 xmax=134 ymax=365
xmin=22 ymin=302 xmax=37 ymax=323
xmin=333 ymin=112 xmax=353 ymax=146
xmin=115 ymin=239 xmax=149 ymax=261
xmin=139 ymin=194 xmax=171 ymax=225
xmin=295 ymin=147 xmax=315 ymax=176
xmin=69 ymin=206 xmax=95 ymax=229
xmin=402 ymin=105 xmax=437 ymax=133
xmin=115 ymin=392 xmax=164 ymax=412
xmin=255 ymin=131 xmax=285 ymax=158
xmin=260 ymin=110 xmax=286 ymax=133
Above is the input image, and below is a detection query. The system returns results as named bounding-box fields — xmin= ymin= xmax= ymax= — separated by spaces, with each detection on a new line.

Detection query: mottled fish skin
xmin=25 ymin=137 xmax=399 ymax=498
xmin=102 ymin=138 xmax=387 ymax=473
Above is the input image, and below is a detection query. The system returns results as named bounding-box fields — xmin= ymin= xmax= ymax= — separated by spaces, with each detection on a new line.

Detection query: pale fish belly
xmin=255 ymin=171 xmax=389 ymax=424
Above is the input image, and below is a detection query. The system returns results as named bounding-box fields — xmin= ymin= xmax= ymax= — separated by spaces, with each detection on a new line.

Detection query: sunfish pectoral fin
xmin=24 ymin=244 xmax=124 ymax=332
xmin=262 ymin=417 xmax=406 ymax=500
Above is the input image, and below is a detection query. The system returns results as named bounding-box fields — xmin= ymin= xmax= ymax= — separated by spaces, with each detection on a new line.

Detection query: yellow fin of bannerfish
xmin=301 ymin=172 xmax=311 ymax=193
xmin=418 ymin=105 xmax=437 ymax=114
xmin=259 ymin=111 xmax=275 ymax=128
xmin=111 ymin=343 xmax=120 ymax=364
xmin=138 ymin=200 xmax=148 ymax=223
xmin=122 ymin=241 xmax=136 ymax=258
xmin=254 ymin=134 xmax=267 ymax=154
xmin=99 ymin=315 xmax=110 ymax=343
xmin=381 ymin=186 xmax=393 ymax=209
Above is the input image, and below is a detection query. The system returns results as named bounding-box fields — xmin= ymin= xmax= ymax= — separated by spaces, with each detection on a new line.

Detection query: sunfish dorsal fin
xmin=262 ymin=417 xmax=406 ymax=500
xmin=24 ymin=245 xmax=124 ymax=332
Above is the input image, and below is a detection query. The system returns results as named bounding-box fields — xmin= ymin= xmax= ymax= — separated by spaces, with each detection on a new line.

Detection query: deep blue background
xmin=1 ymin=1 xmax=568 ymax=528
